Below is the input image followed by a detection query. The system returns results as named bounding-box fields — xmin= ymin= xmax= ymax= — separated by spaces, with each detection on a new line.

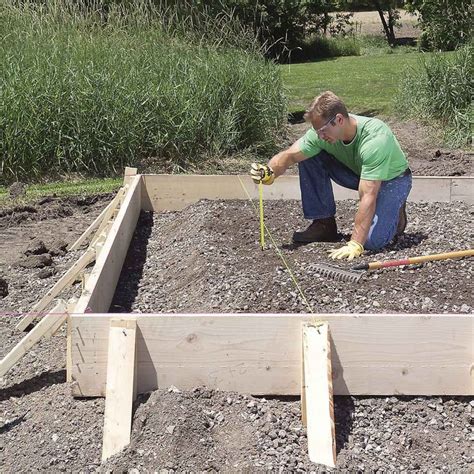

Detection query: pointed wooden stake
xmin=302 ymin=322 xmax=336 ymax=468
xmin=101 ymin=318 xmax=137 ymax=462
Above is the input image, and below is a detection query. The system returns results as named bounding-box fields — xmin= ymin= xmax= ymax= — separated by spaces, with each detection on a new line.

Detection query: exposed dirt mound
xmin=386 ymin=119 xmax=473 ymax=176
xmin=0 ymin=194 xmax=112 ymax=230
xmin=0 ymin=194 xmax=112 ymax=269
xmin=103 ymin=389 xmax=472 ymax=472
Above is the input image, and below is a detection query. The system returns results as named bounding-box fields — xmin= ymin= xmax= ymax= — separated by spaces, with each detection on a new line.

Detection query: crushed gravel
xmin=112 ymin=199 xmax=474 ymax=315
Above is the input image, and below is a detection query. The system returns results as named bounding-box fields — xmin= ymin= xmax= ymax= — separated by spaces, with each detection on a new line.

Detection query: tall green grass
xmin=0 ymin=0 xmax=286 ymax=183
xmin=395 ymin=45 xmax=473 ymax=147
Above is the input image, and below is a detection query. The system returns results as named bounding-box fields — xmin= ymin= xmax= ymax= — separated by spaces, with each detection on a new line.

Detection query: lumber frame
xmin=68 ymin=313 xmax=474 ymax=398
xmin=101 ymin=318 xmax=137 ymax=461
xmin=74 ymin=174 xmax=141 ymax=314
xmin=10 ymin=171 xmax=473 ymax=399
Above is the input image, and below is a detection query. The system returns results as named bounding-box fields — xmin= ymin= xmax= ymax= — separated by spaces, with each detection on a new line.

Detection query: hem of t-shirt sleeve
xmin=359 ymin=174 xmax=385 ymax=181
xmin=298 ymin=144 xmax=316 ymax=158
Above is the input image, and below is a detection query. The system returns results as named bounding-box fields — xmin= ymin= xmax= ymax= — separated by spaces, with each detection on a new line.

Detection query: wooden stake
xmin=123 ymin=167 xmax=138 ymax=186
xmin=101 ymin=318 xmax=137 ymax=462
xmin=302 ymin=322 xmax=336 ymax=468
xmin=43 ymin=298 xmax=77 ymax=340
xmin=89 ymin=189 xmax=126 ymax=248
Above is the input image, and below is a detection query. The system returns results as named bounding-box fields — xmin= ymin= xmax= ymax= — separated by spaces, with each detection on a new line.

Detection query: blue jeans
xmin=298 ymin=151 xmax=412 ymax=251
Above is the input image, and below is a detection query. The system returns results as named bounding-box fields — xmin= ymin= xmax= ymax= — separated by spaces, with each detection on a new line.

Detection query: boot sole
xmin=292 ymin=233 xmax=340 ymax=244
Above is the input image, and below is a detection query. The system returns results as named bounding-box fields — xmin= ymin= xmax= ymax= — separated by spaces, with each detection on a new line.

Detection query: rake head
xmin=313 ymin=263 xmax=363 ymax=284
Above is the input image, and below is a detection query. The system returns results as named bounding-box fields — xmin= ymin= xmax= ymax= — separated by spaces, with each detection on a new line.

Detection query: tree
xmin=372 ymin=0 xmax=400 ymax=45
xmin=339 ymin=0 xmax=404 ymax=45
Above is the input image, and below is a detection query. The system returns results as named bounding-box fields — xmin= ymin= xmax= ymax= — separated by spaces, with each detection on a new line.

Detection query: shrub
xmin=394 ymin=45 xmax=473 ymax=147
xmin=406 ymin=0 xmax=472 ymax=51
xmin=0 ymin=0 xmax=286 ymax=183
xmin=292 ymin=35 xmax=361 ymax=61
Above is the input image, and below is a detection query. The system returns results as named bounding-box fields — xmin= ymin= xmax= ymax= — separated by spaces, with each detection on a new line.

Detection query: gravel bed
xmin=112 ymin=199 xmax=474 ymax=314
xmin=106 ymin=198 xmax=474 ymax=471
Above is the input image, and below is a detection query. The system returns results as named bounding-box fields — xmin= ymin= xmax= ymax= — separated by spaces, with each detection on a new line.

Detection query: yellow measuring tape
xmin=259 ymin=182 xmax=265 ymax=250
xmin=237 ymin=175 xmax=316 ymax=316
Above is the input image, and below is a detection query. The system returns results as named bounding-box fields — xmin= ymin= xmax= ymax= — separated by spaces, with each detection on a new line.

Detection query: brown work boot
xmin=396 ymin=202 xmax=407 ymax=236
xmin=292 ymin=217 xmax=338 ymax=243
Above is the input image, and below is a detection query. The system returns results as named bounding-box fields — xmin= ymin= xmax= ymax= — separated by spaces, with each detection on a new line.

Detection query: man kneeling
xmin=250 ymin=91 xmax=412 ymax=261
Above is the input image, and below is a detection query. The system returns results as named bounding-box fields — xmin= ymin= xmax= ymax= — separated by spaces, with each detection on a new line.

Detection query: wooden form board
xmin=69 ymin=313 xmax=473 ymax=398
xmin=74 ymin=175 xmax=141 ymax=314
xmin=140 ymin=175 xmax=474 ymax=211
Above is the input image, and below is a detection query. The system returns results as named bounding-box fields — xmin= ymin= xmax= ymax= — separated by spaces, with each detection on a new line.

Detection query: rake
xmin=314 ymin=249 xmax=474 ymax=284
xmin=313 ymin=263 xmax=364 ymax=284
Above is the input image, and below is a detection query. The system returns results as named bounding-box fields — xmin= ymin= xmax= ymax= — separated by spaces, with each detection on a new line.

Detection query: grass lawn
xmin=0 ymin=178 xmax=122 ymax=205
xmin=281 ymin=52 xmax=422 ymax=115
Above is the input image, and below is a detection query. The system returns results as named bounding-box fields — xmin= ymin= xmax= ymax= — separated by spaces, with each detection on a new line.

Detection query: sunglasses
xmin=315 ymin=114 xmax=338 ymax=136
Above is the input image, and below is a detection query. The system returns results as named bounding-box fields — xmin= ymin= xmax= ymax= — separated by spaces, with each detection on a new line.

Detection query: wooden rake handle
xmin=353 ymin=249 xmax=474 ymax=271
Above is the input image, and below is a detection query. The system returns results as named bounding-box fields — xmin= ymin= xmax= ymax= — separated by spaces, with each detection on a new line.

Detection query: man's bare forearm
xmin=268 ymin=150 xmax=295 ymax=177
xmin=351 ymin=194 xmax=377 ymax=245
xmin=267 ymin=140 xmax=307 ymax=178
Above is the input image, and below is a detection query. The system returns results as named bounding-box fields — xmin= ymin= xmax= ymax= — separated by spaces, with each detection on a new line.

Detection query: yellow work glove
xmin=328 ymin=240 xmax=364 ymax=260
xmin=250 ymin=163 xmax=275 ymax=185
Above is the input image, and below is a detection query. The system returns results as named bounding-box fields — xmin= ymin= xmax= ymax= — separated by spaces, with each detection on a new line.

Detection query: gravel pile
xmin=103 ymin=388 xmax=473 ymax=472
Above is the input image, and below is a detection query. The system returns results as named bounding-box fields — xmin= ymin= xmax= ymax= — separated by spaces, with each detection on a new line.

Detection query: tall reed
xmin=394 ymin=45 xmax=473 ymax=147
xmin=1 ymin=0 xmax=286 ymax=182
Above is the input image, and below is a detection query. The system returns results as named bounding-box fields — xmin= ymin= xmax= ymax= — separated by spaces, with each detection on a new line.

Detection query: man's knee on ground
xmin=364 ymin=234 xmax=392 ymax=252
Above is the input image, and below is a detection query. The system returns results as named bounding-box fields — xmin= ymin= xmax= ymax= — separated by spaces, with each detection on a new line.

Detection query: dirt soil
xmin=0 ymin=119 xmax=473 ymax=472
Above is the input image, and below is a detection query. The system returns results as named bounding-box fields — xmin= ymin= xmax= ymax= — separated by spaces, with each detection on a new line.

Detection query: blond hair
xmin=304 ymin=91 xmax=349 ymax=122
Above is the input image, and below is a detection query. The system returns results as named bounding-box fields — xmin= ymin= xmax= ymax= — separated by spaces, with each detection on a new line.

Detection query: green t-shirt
xmin=298 ymin=114 xmax=408 ymax=181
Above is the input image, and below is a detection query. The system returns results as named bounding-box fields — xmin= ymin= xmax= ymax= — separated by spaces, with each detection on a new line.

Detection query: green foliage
xmin=395 ymin=45 xmax=473 ymax=146
xmin=0 ymin=177 xmax=122 ymax=206
xmin=199 ymin=0 xmax=336 ymax=61
xmin=172 ymin=1 xmax=360 ymax=61
xmin=295 ymin=35 xmax=361 ymax=61
xmin=358 ymin=34 xmax=417 ymax=55
xmin=405 ymin=0 xmax=472 ymax=51
xmin=0 ymin=0 xmax=286 ymax=183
